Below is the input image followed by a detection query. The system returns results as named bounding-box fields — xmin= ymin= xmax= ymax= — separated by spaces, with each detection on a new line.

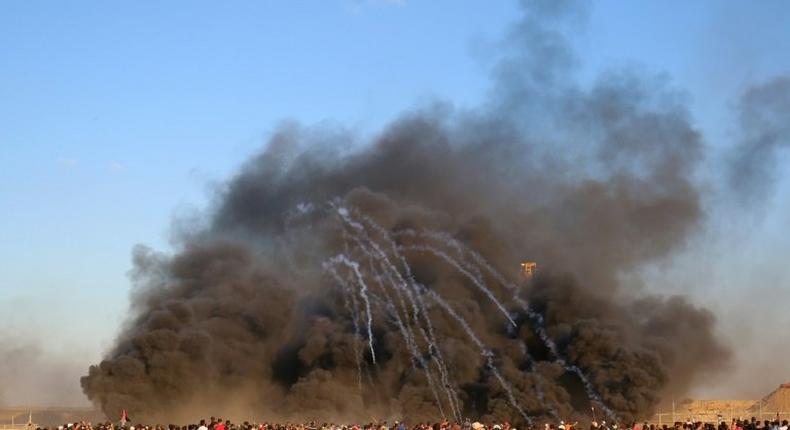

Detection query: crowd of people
xmin=30 ymin=416 xmax=790 ymax=430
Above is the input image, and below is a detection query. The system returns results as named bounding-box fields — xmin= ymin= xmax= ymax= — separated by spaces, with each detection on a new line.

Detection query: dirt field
xmin=3 ymin=384 xmax=789 ymax=426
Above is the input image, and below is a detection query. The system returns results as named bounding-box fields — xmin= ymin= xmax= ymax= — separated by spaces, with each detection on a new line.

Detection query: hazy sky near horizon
xmin=1 ymin=0 xmax=789 ymax=406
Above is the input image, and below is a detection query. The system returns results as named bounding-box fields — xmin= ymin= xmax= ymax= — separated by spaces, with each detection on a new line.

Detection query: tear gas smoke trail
xmin=338 ymin=212 xmax=461 ymax=419
xmin=396 ymin=230 xmax=486 ymax=286
xmin=366 ymin=261 xmax=447 ymax=419
xmin=338 ymin=213 xmax=442 ymax=406
xmin=399 ymin=244 xmax=517 ymax=328
xmin=358 ymin=214 xmax=464 ymax=421
xmin=395 ymin=230 xmax=528 ymax=310
xmin=425 ymin=289 xmax=532 ymax=425
xmin=400 ymin=229 xmax=616 ymax=420
xmin=325 ymin=265 xmax=364 ymax=391
xmin=359 ymin=241 xmax=448 ymax=418
xmin=411 ymin=232 xmax=562 ymax=420
xmin=400 ymin=240 xmax=558 ymax=418
xmin=324 ymin=255 xmax=376 ymax=364
xmin=337 ymin=207 xmax=461 ymax=419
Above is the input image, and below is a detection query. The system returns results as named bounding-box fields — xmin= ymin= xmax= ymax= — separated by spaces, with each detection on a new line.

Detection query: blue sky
xmin=1 ymin=0 xmax=789 ymax=405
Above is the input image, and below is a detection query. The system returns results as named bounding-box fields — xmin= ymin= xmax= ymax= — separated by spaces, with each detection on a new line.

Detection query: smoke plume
xmin=0 ymin=334 xmax=88 ymax=408
xmin=727 ymin=75 xmax=790 ymax=207
xmin=82 ymin=0 xmax=734 ymax=424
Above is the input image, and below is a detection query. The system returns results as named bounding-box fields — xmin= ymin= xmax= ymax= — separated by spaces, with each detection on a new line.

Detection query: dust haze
xmin=0 ymin=333 xmax=88 ymax=408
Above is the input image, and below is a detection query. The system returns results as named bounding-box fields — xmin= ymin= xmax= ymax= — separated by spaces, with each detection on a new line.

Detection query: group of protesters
xmin=28 ymin=415 xmax=790 ymax=430
xmin=589 ymin=418 xmax=790 ymax=430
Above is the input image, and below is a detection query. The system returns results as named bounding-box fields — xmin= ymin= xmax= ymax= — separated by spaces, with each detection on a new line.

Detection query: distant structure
xmin=521 ymin=261 xmax=537 ymax=276
xmin=25 ymin=412 xmax=35 ymax=430
xmin=0 ymin=408 xmax=100 ymax=428
xmin=1 ymin=411 xmax=36 ymax=430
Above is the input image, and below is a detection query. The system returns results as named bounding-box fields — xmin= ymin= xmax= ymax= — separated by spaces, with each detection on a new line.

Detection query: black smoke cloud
xmin=82 ymin=0 xmax=735 ymax=424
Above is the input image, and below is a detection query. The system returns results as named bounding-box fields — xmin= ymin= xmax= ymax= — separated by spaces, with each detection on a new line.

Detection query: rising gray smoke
xmin=0 ymin=334 xmax=88 ymax=408
xmin=81 ymin=0 xmax=733 ymax=425
xmin=727 ymin=75 xmax=790 ymax=207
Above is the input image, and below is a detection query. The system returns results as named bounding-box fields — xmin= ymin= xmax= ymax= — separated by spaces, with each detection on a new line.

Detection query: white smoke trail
xmin=325 ymin=264 xmax=364 ymax=391
xmin=399 ymin=244 xmax=517 ymax=327
xmin=425 ymin=288 xmax=533 ymax=425
xmin=366 ymin=255 xmax=447 ymax=418
xmin=338 ymin=208 xmax=463 ymax=420
xmin=406 ymin=229 xmax=617 ymax=421
xmin=324 ymin=254 xmax=376 ymax=364
xmin=362 ymin=214 xmax=466 ymax=420
xmin=330 ymin=207 xmax=593 ymax=422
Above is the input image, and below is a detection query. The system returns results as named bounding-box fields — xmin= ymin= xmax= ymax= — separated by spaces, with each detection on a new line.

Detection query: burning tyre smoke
xmin=81 ymin=0 xmax=737 ymax=425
